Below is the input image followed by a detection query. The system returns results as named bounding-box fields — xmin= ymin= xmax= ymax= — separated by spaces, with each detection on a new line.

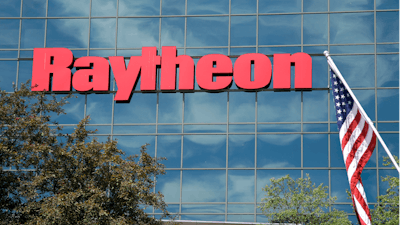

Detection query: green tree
xmin=259 ymin=174 xmax=351 ymax=225
xmin=0 ymin=83 xmax=170 ymax=224
xmin=370 ymin=156 xmax=399 ymax=225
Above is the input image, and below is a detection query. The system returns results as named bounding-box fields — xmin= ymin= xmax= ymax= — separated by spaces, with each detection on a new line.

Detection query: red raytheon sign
xmin=31 ymin=47 xmax=312 ymax=101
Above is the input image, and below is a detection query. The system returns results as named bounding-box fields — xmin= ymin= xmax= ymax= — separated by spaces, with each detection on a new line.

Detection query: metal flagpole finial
xmin=323 ymin=51 xmax=330 ymax=58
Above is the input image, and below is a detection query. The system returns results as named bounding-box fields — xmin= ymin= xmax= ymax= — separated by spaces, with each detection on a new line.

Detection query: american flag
xmin=331 ymin=70 xmax=376 ymax=225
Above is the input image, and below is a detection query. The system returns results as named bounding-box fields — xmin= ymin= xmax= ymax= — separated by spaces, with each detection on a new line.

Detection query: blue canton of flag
xmin=331 ymin=70 xmax=354 ymax=129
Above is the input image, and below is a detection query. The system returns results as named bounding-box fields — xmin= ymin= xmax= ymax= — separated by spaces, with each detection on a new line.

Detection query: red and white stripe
xmin=339 ymin=104 xmax=376 ymax=225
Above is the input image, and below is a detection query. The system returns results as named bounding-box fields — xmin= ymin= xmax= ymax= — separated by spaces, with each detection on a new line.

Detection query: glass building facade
xmin=0 ymin=0 xmax=398 ymax=223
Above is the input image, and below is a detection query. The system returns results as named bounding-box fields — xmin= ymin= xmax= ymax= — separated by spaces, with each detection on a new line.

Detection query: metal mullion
xmin=373 ymin=0 xmax=380 ymax=200
xmin=15 ymin=0 xmax=23 ymax=91
xmin=225 ymin=91 xmax=229 ymax=221
xmin=327 ymin=0 xmax=332 ymax=212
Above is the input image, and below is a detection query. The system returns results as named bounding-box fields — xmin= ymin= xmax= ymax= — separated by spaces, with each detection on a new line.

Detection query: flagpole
xmin=324 ymin=51 xmax=400 ymax=174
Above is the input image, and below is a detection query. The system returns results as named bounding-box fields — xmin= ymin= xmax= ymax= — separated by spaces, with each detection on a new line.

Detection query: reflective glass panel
xmin=312 ymin=56 xmax=329 ymax=88
xmin=22 ymin=0 xmax=46 ymax=17
xmin=378 ymin=134 xmax=399 ymax=167
xmin=376 ymin=0 xmax=399 ymax=9
xmin=0 ymin=61 xmax=17 ymax=92
xmin=259 ymin=0 xmax=301 ymax=13
xmin=230 ymin=16 xmax=256 ymax=46
xmin=50 ymin=94 xmax=85 ymax=124
xmin=303 ymin=134 xmax=328 ymax=167
xmin=330 ymin=13 xmax=374 ymax=44
xmin=46 ymin=19 xmax=89 ymax=48
xmin=187 ymin=0 xmax=229 ymax=15
xmin=182 ymin=170 xmax=226 ymax=202
xmin=379 ymin=169 xmax=398 ymax=195
xmin=162 ymin=0 xmax=185 ymax=15
xmin=377 ymin=89 xmax=399 ymax=121
xmin=304 ymin=0 xmax=328 ymax=12
xmin=258 ymin=91 xmax=301 ymax=122
xmin=229 ymin=92 xmax=255 ymax=122
xmin=377 ymin=44 xmax=399 ymax=53
xmin=376 ymin=55 xmax=400 ymax=87
xmin=303 ymin=14 xmax=328 ymax=45
xmin=113 ymin=125 xmax=155 ymax=134
xmin=227 ymin=215 xmax=254 ymax=222
xmin=303 ymin=91 xmax=328 ymax=122
xmin=303 ymin=123 xmax=328 ymax=132
xmin=181 ymin=204 xmax=225 ymax=213
xmin=48 ymin=0 xmax=90 ymax=17
xmin=257 ymin=124 xmax=301 ymax=132
xmin=231 ymin=0 xmax=256 ymax=14
xmin=256 ymin=170 xmax=301 ymax=202
xmin=330 ymin=0 xmax=373 ymax=11
xmin=0 ymin=20 xmax=19 ymax=49
xmin=330 ymin=55 xmax=374 ymax=88
xmin=181 ymin=215 xmax=225 ymax=221
xmin=187 ymin=17 xmax=228 ymax=47
xmin=184 ymin=92 xmax=227 ymax=123
xmin=86 ymin=94 xmax=113 ymax=124
xmin=114 ymin=135 xmax=155 ymax=157
xmin=303 ymin=170 xmax=329 ymax=187
xmin=360 ymin=169 xmax=377 ymax=202
xmin=377 ymin=12 xmax=399 ymax=43
xmin=259 ymin=15 xmax=301 ymax=45
xmin=229 ymin=124 xmax=255 ymax=133
xmin=161 ymin=17 xmax=185 ymax=47
xmin=159 ymin=92 xmax=182 ymax=123
xmin=90 ymin=19 xmax=116 ymax=48
xmin=0 ymin=1 xmax=20 ymax=17
xmin=17 ymin=60 xmax=33 ymax=87
xmin=228 ymin=204 xmax=254 ymax=213
xmin=117 ymin=18 xmax=159 ymax=48
xmin=158 ymin=125 xmax=181 ymax=133
xmin=113 ymin=93 xmax=157 ymax=124
xmin=157 ymin=135 xmax=181 ymax=168
xmin=21 ymin=19 xmax=45 ymax=49
xmin=183 ymin=135 xmax=226 ymax=168
xmin=228 ymin=170 xmax=254 ymax=202
xmin=257 ymin=134 xmax=301 ymax=168
xmin=184 ymin=125 xmax=226 ymax=133
xmin=118 ymin=0 xmax=160 ymax=16
xmin=331 ymin=170 xmax=351 ymax=202
xmin=91 ymin=0 xmax=117 ymax=17
xmin=0 ymin=51 xmax=18 ymax=58
xmin=330 ymin=45 xmax=375 ymax=54
xmin=155 ymin=170 xmax=180 ymax=202
xmin=229 ymin=135 xmax=255 ymax=168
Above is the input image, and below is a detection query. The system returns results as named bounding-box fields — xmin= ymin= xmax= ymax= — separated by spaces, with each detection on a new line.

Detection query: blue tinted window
xmin=49 ymin=94 xmax=85 ymax=124
xmin=304 ymin=0 xmax=327 ymax=12
xmin=257 ymin=170 xmax=301 ymax=202
xmin=330 ymin=55 xmax=374 ymax=88
xmin=330 ymin=13 xmax=374 ymax=44
xmin=228 ymin=170 xmax=254 ymax=202
xmin=90 ymin=19 xmax=116 ymax=48
xmin=360 ymin=169 xmax=377 ymax=202
xmin=303 ymin=91 xmax=328 ymax=122
xmin=117 ymin=18 xmax=159 ymax=48
xmin=183 ymin=135 xmax=226 ymax=168
xmin=187 ymin=0 xmax=229 ymax=15
xmin=18 ymin=60 xmax=33 ymax=87
xmin=259 ymin=0 xmax=301 ymax=13
xmin=229 ymin=92 xmax=255 ymax=122
xmin=91 ymin=0 xmax=117 ymax=17
xmin=303 ymin=14 xmax=328 ymax=44
xmin=184 ymin=125 xmax=226 ymax=133
xmin=0 ymin=20 xmax=20 ymax=48
xmin=159 ymin=92 xmax=182 ymax=123
xmin=157 ymin=135 xmax=181 ymax=168
xmin=22 ymin=0 xmax=46 ymax=17
xmin=312 ymin=56 xmax=329 ymax=88
xmin=181 ymin=204 xmax=225 ymax=213
xmin=0 ymin=61 xmax=17 ymax=92
xmin=182 ymin=170 xmax=226 ymax=202
xmin=303 ymin=134 xmax=328 ymax=167
xmin=330 ymin=134 xmax=344 ymax=167
xmin=330 ymin=45 xmax=375 ymax=54
xmin=46 ymin=19 xmax=89 ymax=48
xmin=330 ymin=0 xmax=373 ymax=11
xmin=87 ymin=94 xmax=113 ymax=124
xmin=303 ymin=170 xmax=329 ymax=187
xmin=162 ymin=0 xmax=185 ymax=15
xmin=376 ymin=0 xmax=399 ymax=9
xmin=259 ymin=15 xmax=301 ymax=45
xmin=227 ymin=215 xmax=254 ymax=223
xmin=376 ymin=12 xmax=399 ymax=43
xmin=48 ymin=0 xmax=90 ymax=17
xmin=228 ymin=204 xmax=254 ymax=213
xmin=113 ymin=93 xmax=157 ymax=124
xmin=184 ymin=92 xmax=227 ymax=123
xmin=0 ymin=0 xmax=20 ymax=17
xmin=331 ymin=170 xmax=351 ymax=202
xmin=155 ymin=170 xmax=180 ymax=202
xmin=258 ymin=91 xmax=301 ymax=122
xmin=161 ymin=17 xmax=185 ymax=47
xmin=378 ymin=89 xmax=399 ymax=121
xmin=377 ymin=44 xmax=399 ymax=53
xmin=187 ymin=17 xmax=229 ymax=47
xmin=230 ymin=16 xmax=256 ymax=46
xmin=231 ymin=0 xmax=256 ymax=14
xmin=229 ymin=135 xmax=255 ymax=168
xmin=0 ymin=51 xmax=18 ymax=58
xmin=21 ymin=19 xmax=45 ymax=48
xmin=378 ymin=134 xmax=399 ymax=167
xmin=377 ymin=54 xmax=399 ymax=87
xmin=118 ymin=0 xmax=160 ymax=16
xmin=113 ymin=125 xmax=156 ymax=134
xmin=257 ymin=124 xmax=301 ymax=132
xmin=89 ymin=50 xmax=115 ymax=57
xmin=257 ymin=134 xmax=301 ymax=168
xmin=114 ymin=135 xmax=155 ymax=157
